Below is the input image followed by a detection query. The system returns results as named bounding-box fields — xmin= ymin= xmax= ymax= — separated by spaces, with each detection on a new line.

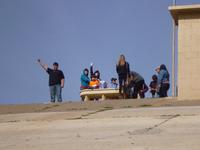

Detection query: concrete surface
xmin=0 ymin=106 xmax=200 ymax=150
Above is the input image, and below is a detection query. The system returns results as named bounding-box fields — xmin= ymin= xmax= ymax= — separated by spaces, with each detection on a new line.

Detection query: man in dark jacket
xmin=129 ymin=71 xmax=147 ymax=99
xmin=38 ymin=59 xmax=65 ymax=103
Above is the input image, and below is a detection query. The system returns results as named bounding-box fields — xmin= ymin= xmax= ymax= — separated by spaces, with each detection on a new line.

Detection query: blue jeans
xmin=49 ymin=84 xmax=62 ymax=102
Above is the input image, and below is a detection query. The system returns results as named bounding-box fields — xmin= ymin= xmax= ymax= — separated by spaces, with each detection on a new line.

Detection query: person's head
xmin=94 ymin=70 xmax=100 ymax=78
xmin=91 ymin=75 xmax=97 ymax=81
xmin=155 ymin=66 xmax=160 ymax=73
xmin=152 ymin=75 xmax=158 ymax=81
xmin=111 ymin=78 xmax=117 ymax=83
xmin=118 ymin=54 xmax=126 ymax=66
xmin=53 ymin=62 xmax=59 ymax=70
xmin=160 ymin=64 xmax=170 ymax=79
xmin=160 ymin=64 xmax=167 ymax=71
xmin=83 ymin=68 xmax=89 ymax=76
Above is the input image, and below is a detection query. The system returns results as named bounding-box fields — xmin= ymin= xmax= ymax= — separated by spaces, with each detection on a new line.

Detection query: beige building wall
xmin=169 ymin=5 xmax=200 ymax=100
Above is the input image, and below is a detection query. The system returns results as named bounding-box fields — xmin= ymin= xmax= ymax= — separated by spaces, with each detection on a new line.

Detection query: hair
xmin=83 ymin=68 xmax=89 ymax=76
xmin=118 ymin=54 xmax=126 ymax=66
xmin=111 ymin=78 xmax=117 ymax=82
xmin=152 ymin=75 xmax=158 ymax=81
xmin=160 ymin=64 xmax=167 ymax=71
xmin=53 ymin=62 xmax=59 ymax=66
xmin=91 ymin=75 xmax=97 ymax=79
xmin=160 ymin=64 xmax=170 ymax=80
xmin=84 ymin=68 xmax=89 ymax=72
xmin=94 ymin=70 xmax=100 ymax=79
xmin=94 ymin=70 xmax=100 ymax=75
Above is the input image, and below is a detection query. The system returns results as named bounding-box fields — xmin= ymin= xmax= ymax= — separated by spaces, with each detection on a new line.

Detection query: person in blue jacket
xmin=80 ymin=68 xmax=90 ymax=90
xmin=157 ymin=64 xmax=170 ymax=97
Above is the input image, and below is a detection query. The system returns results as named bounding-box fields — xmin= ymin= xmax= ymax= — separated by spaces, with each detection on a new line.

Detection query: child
xmin=100 ymin=80 xmax=108 ymax=89
xmin=80 ymin=68 xmax=90 ymax=90
xmin=110 ymin=78 xmax=118 ymax=89
xmin=149 ymin=75 xmax=158 ymax=98
xmin=89 ymin=75 xmax=100 ymax=89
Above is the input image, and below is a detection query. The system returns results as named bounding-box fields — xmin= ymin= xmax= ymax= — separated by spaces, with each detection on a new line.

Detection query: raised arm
xmin=37 ymin=59 xmax=48 ymax=71
xmin=90 ymin=63 xmax=94 ymax=79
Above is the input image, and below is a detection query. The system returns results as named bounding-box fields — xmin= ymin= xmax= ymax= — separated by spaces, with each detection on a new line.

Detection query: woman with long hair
xmin=158 ymin=64 xmax=170 ymax=97
xmin=116 ymin=55 xmax=130 ymax=97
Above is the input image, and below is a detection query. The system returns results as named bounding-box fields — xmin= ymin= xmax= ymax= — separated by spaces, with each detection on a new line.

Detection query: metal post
xmin=172 ymin=0 xmax=176 ymax=97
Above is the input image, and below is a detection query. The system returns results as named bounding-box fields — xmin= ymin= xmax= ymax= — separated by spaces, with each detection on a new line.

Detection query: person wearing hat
xmin=110 ymin=78 xmax=118 ymax=89
xmin=37 ymin=59 xmax=65 ymax=103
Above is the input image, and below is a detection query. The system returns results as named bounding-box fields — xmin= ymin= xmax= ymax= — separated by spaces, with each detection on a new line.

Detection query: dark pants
xmin=118 ymin=76 xmax=127 ymax=94
xmin=150 ymin=90 xmax=156 ymax=98
xmin=159 ymin=83 xmax=170 ymax=98
xmin=132 ymin=80 xmax=145 ymax=99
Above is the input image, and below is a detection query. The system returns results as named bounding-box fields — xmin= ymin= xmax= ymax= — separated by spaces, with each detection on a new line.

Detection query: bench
xmin=80 ymin=88 xmax=120 ymax=101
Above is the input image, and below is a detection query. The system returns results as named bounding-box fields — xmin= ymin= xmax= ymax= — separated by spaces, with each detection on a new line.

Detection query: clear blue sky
xmin=0 ymin=0 xmax=199 ymax=104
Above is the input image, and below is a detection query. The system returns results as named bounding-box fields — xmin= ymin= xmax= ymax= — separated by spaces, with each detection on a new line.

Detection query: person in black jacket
xmin=128 ymin=71 xmax=146 ymax=99
xmin=116 ymin=55 xmax=130 ymax=97
xmin=37 ymin=59 xmax=65 ymax=103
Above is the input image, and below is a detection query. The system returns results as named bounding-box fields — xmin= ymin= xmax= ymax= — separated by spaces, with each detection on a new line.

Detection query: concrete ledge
xmin=169 ymin=4 xmax=200 ymax=25
xmin=80 ymin=88 xmax=120 ymax=101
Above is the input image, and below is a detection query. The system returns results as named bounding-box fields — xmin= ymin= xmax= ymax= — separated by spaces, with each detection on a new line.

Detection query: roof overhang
xmin=169 ymin=4 xmax=200 ymax=25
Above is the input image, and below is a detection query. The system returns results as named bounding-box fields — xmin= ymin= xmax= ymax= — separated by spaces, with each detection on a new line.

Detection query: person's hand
xmin=61 ymin=84 xmax=64 ymax=88
xmin=125 ymin=79 xmax=129 ymax=85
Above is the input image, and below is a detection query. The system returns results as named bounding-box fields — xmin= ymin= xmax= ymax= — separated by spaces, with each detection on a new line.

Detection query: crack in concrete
xmin=65 ymin=107 xmax=113 ymax=120
xmin=128 ymin=114 xmax=181 ymax=135
xmin=146 ymin=114 xmax=180 ymax=132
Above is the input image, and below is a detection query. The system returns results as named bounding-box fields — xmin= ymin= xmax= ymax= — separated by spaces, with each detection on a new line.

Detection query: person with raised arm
xmin=90 ymin=62 xmax=101 ymax=80
xmin=37 ymin=59 xmax=65 ymax=103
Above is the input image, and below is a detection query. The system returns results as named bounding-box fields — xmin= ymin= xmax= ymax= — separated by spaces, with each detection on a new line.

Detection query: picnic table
xmin=80 ymin=88 xmax=120 ymax=101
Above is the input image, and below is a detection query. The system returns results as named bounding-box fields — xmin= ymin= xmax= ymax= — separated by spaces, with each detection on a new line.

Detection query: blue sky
xmin=0 ymin=0 xmax=199 ymax=104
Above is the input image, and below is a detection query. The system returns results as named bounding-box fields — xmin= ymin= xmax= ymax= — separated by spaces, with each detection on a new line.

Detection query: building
xmin=169 ymin=5 xmax=200 ymax=100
